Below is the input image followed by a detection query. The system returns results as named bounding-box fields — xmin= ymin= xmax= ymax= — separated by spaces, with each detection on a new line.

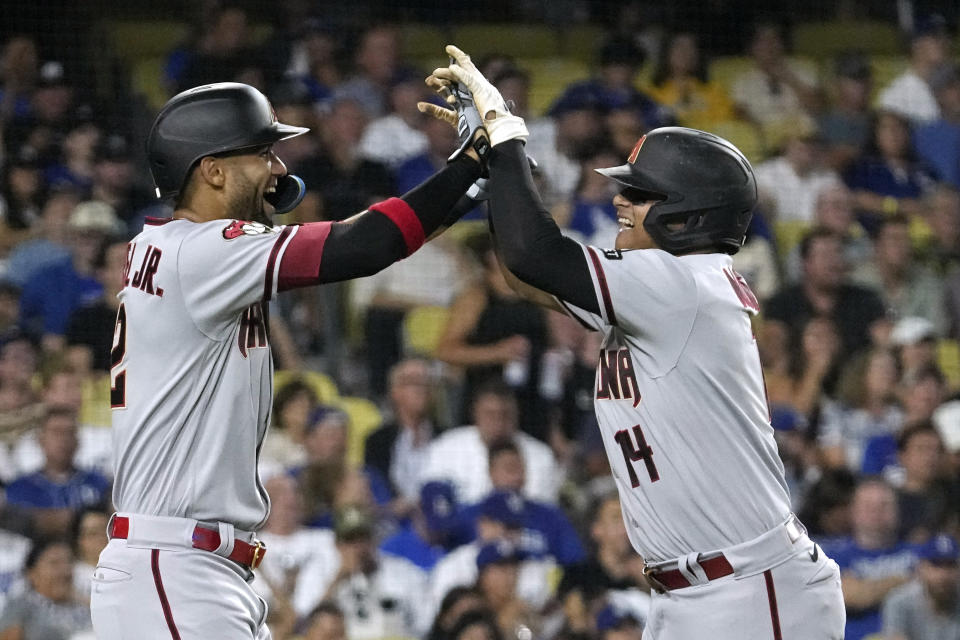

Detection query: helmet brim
xmin=273 ymin=123 xmax=310 ymax=140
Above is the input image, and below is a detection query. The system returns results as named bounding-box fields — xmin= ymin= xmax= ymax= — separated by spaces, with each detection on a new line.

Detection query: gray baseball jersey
xmin=559 ymin=246 xmax=791 ymax=562
xmin=110 ymin=217 xmax=327 ymax=531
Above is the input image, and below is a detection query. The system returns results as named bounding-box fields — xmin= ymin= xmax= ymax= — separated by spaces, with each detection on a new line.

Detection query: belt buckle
xmin=250 ymin=540 xmax=266 ymax=569
xmin=642 ymin=564 xmax=668 ymax=594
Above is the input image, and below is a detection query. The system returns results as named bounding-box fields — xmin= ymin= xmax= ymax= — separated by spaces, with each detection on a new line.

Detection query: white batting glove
xmin=434 ymin=45 xmax=528 ymax=147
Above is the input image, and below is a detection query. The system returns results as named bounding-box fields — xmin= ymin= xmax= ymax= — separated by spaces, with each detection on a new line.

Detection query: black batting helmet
xmin=597 ymin=127 xmax=757 ymax=255
xmin=146 ymin=82 xmax=308 ymax=199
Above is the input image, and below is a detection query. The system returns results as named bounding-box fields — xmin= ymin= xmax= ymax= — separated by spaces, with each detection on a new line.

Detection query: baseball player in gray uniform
xmin=89 ymin=82 xmax=488 ymax=639
xmin=423 ymin=47 xmax=846 ymax=639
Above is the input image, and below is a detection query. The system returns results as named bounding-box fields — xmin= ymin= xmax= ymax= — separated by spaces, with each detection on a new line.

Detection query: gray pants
xmin=90 ymin=539 xmax=271 ymax=639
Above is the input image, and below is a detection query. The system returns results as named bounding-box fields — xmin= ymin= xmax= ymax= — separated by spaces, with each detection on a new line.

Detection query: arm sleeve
xmin=276 ymin=156 xmax=482 ymax=286
xmin=487 ymin=140 xmax=600 ymax=315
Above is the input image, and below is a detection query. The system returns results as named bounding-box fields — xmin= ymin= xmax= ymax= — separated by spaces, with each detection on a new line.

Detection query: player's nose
xmin=270 ymin=151 xmax=287 ymax=176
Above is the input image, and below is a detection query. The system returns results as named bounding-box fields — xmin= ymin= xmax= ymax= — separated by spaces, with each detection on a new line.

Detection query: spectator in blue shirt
xmin=19 ymin=200 xmax=123 ymax=352
xmin=844 ymin=110 xmax=938 ymax=233
xmin=5 ymin=407 xmax=110 ymax=537
xmin=828 ymin=477 xmax=919 ymax=640
xmin=461 ymin=441 xmax=585 ymax=566
xmin=915 ymin=63 xmax=960 ymax=190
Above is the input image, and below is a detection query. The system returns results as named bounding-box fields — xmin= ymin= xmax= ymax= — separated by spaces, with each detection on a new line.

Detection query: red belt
xmin=109 ymin=516 xmax=266 ymax=570
xmin=644 ymin=553 xmax=734 ymax=591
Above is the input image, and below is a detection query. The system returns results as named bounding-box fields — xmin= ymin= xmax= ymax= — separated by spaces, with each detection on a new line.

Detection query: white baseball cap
xmin=890 ymin=316 xmax=938 ymax=346
xmin=932 ymin=400 xmax=960 ymax=453
xmin=68 ymin=201 xmax=124 ymax=235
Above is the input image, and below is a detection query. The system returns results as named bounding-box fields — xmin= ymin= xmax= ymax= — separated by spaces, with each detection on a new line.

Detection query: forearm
xmin=487 ymin=141 xmax=599 ymax=314
xmin=841 ymin=575 xmax=908 ymax=609
xmin=283 ymin=157 xmax=481 ymax=286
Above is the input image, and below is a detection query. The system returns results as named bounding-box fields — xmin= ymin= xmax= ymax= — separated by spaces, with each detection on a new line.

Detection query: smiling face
xmin=219 ymin=145 xmax=287 ymax=225
xmin=612 ymin=188 xmax=661 ymax=250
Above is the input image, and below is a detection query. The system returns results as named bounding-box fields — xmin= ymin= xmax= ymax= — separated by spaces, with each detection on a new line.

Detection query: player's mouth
xmin=618 ymin=217 xmax=635 ymax=231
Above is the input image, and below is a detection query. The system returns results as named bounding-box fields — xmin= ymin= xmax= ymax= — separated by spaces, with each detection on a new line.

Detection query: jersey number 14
xmin=614 ymin=424 xmax=660 ymax=486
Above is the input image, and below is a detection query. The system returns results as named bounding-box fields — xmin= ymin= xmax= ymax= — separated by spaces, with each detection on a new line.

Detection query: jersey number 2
xmin=614 ymin=425 xmax=660 ymax=486
xmin=110 ymin=304 xmax=127 ymax=408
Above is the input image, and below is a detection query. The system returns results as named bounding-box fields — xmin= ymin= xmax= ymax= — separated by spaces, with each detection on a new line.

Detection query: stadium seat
xmin=773 ymin=220 xmax=812 ymax=258
xmin=793 ymin=21 xmax=902 ymax=59
xmin=336 ymin=396 xmax=383 ymax=468
xmin=518 ymin=58 xmax=591 ymax=116
xmin=452 ymin=24 xmax=560 ymax=58
xmin=403 ymin=305 xmax=451 ymax=357
xmin=103 ymin=19 xmax=190 ymax=60
xmin=707 ymin=120 xmax=767 ymax=164
xmin=273 ymin=370 xmax=340 ymax=404
xmin=559 ymin=24 xmax=606 ymax=62
xmin=869 ymin=55 xmax=909 ymax=100
xmin=81 ymin=375 xmax=113 ymax=429
xmin=401 ymin=24 xmax=449 ymax=59
xmin=131 ymin=56 xmax=171 ymax=111
xmin=937 ymin=340 xmax=960 ymax=392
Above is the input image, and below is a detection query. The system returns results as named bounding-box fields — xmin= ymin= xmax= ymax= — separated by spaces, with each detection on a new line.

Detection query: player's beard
xmin=228 ymin=173 xmax=271 ymax=226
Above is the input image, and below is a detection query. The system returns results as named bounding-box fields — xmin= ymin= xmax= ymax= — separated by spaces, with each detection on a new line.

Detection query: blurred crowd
xmin=2 ymin=2 xmax=960 ymax=640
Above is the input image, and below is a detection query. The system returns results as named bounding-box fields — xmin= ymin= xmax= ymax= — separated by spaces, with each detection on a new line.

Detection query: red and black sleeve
xmin=276 ymin=155 xmax=481 ymax=289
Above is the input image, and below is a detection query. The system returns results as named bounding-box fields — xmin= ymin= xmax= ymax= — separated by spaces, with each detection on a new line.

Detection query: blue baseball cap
xmin=478 ymin=490 xmax=527 ymax=529
xmin=421 ymin=481 xmax=459 ymax=532
xmin=476 ymin=539 xmax=525 ymax=570
xmin=919 ymin=534 xmax=959 ymax=564
xmin=306 ymin=405 xmax=348 ymax=432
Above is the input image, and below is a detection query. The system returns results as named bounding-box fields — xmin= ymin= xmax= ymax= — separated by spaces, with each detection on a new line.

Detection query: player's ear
xmin=197 ymin=156 xmax=227 ymax=189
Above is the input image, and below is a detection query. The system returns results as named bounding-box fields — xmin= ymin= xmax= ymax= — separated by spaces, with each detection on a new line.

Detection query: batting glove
xmin=432 ymin=45 xmax=528 ymax=147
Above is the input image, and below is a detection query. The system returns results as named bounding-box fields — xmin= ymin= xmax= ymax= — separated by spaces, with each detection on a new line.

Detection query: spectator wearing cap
xmin=851 ymin=215 xmax=946 ymax=334
xmin=915 ymin=63 xmax=960 ymax=192
xmin=175 ymin=4 xmax=261 ymax=93
xmin=25 ymin=60 xmax=76 ymax=130
xmin=878 ymin=14 xmax=952 ymax=124
xmin=0 ymin=145 xmax=44 ymax=243
xmin=42 ymin=110 xmax=100 ymax=194
xmin=844 ymin=110 xmax=939 ymax=232
xmin=558 ymin=494 xmax=649 ymax=638
xmin=730 ymin=20 xmax=821 ymax=134
xmin=430 ymin=491 xmax=558 ymax=624
xmin=19 ymin=200 xmax=122 ymax=352
xmin=882 ymin=533 xmax=960 ymax=640
xmin=378 ymin=480 xmax=465 ymax=571
xmin=292 ymin=506 xmax=430 ymax=639
xmin=461 ymin=442 xmax=585 ymax=566
xmin=474 ymin=539 xmax=539 ymax=640
xmin=931 ymin=400 xmax=960 ymax=477
xmin=818 ymin=51 xmax=873 ymax=172
xmin=527 ymin=36 xmax=667 ymax=206
xmin=3 ymin=189 xmax=78 ymax=288
xmin=420 ymin=381 xmax=560 ymax=505
xmin=753 ymin=116 xmax=842 ymax=224
xmin=831 ymin=478 xmax=919 ymax=640
xmin=891 ymin=317 xmax=940 ymax=381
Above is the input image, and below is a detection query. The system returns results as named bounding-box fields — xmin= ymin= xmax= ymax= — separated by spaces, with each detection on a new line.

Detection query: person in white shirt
xmin=877 ymin=15 xmax=952 ymax=124
xmin=419 ymin=381 xmax=561 ymax=504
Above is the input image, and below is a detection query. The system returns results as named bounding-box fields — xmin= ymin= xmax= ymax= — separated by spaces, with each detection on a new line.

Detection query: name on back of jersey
xmin=123 ymin=242 xmax=164 ymax=298
xmin=596 ymin=347 xmax=641 ymax=407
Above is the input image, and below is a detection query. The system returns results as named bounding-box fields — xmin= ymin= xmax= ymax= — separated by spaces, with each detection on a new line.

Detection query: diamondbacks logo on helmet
xmin=627 ymin=136 xmax=647 ymax=164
